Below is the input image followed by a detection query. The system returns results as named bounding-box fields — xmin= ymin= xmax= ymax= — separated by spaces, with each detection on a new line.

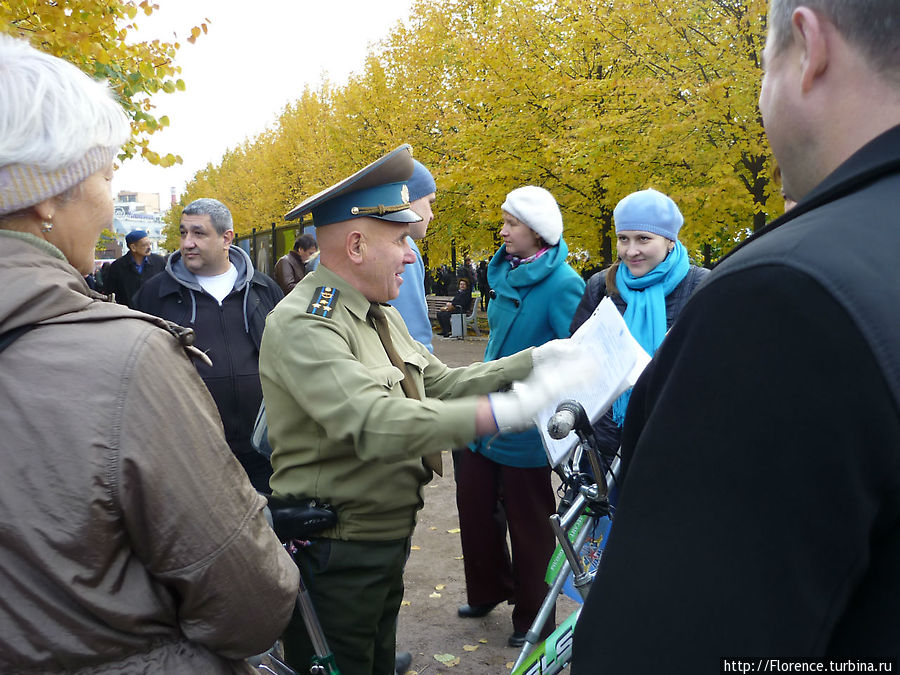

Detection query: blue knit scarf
xmin=612 ymin=241 xmax=689 ymax=425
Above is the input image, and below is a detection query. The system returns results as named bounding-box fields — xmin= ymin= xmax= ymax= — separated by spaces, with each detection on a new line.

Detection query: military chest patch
xmin=307 ymin=286 xmax=340 ymax=318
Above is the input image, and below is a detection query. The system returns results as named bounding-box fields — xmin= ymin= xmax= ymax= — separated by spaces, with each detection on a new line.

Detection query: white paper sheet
xmin=536 ymin=297 xmax=651 ymax=467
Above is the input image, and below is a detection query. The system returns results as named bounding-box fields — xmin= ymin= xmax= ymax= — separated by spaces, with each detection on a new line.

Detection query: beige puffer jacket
xmin=0 ymin=232 xmax=299 ymax=673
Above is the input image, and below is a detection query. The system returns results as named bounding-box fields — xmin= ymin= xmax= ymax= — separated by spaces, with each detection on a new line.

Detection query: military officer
xmin=259 ymin=145 xmax=592 ymax=675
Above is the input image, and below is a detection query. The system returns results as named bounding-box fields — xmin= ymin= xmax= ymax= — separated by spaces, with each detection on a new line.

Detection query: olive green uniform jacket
xmin=260 ymin=264 xmax=533 ymax=541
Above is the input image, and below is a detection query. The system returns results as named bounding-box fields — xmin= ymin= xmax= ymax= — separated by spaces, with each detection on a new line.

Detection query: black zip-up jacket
xmin=134 ymin=247 xmax=282 ymax=458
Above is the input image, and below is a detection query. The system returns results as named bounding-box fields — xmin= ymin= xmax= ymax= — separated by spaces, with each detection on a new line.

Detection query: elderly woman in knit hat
xmin=0 ymin=35 xmax=297 ymax=671
xmin=569 ymin=188 xmax=710 ymax=463
xmin=456 ymin=185 xmax=585 ymax=647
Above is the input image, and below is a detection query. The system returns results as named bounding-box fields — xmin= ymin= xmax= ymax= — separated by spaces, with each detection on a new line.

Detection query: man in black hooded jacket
xmin=135 ymin=198 xmax=282 ymax=493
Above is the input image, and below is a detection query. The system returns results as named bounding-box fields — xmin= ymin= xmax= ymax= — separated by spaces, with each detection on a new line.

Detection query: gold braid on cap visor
xmin=350 ymin=202 xmax=411 ymax=216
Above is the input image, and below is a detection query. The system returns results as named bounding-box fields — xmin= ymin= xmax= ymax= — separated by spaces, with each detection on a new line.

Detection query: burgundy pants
xmin=455 ymin=449 xmax=557 ymax=634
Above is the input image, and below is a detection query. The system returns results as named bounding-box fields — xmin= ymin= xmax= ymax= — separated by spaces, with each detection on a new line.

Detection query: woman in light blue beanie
xmin=569 ymin=188 xmax=710 ymax=461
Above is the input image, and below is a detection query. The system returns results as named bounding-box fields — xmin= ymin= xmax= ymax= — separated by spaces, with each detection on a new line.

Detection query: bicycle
xmin=511 ymin=400 xmax=619 ymax=675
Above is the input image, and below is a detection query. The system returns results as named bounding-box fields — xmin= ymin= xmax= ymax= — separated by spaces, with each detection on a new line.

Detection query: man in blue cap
xmin=259 ymin=145 xmax=596 ymax=675
xmin=102 ymin=228 xmax=166 ymax=308
xmin=388 ymin=159 xmax=437 ymax=352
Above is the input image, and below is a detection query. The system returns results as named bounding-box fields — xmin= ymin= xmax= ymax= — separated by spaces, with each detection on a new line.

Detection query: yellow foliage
xmin=0 ymin=0 xmax=205 ymax=167
xmin=175 ymin=0 xmax=778 ymax=269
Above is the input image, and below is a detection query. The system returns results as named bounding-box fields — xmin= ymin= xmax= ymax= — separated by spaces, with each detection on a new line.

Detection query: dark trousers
xmin=283 ymin=537 xmax=409 ymax=675
xmin=436 ymin=309 xmax=460 ymax=336
xmin=455 ymin=449 xmax=557 ymax=634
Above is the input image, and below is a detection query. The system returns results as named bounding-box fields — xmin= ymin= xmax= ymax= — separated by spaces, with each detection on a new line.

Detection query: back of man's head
xmin=294 ymin=233 xmax=317 ymax=252
xmin=182 ymin=198 xmax=233 ymax=235
xmin=769 ymin=1 xmax=900 ymax=83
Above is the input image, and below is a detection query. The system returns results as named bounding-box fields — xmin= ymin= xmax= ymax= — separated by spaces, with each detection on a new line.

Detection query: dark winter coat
xmin=102 ymin=250 xmax=166 ymax=308
xmin=134 ymin=246 xmax=282 ymax=459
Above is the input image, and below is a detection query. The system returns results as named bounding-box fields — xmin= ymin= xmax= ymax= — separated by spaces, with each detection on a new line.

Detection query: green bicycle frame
xmin=511 ymin=609 xmax=580 ymax=675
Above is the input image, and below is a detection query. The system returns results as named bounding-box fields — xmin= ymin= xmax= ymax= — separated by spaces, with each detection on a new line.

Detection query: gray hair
xmin=182 ymin=198 xmax=234 ymax=235
xmin=769 ymin=1 xmax=900 ymax=79
xmin=0 ymin=34 xmax=130 ymax=172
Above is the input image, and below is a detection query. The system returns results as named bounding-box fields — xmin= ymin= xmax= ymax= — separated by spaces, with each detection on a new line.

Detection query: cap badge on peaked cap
xmin=284 ymin=145 xmax=423 ymax=227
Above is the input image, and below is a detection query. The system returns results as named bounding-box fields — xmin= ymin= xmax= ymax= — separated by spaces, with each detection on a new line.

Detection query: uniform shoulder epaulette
xmin=307 ymin=286 xmax=340 ymax=318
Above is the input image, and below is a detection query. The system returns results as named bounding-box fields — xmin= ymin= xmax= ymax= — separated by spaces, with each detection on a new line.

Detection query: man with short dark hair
xmin=102 ymin=229 xmax=165 ymax=308
xmin=274 ymin=233 xmax=318 ymax=295
xmin=572 ymin=1 xmax=900 ymax=670
xmin=134 ymin=198 xmax=282 ymax=493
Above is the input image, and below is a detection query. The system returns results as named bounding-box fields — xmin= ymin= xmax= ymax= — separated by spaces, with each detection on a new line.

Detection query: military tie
xmin=368 ymin=303 xmax=443 ymax=476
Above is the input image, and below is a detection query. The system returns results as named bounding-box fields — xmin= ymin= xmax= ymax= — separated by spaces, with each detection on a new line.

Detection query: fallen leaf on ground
xmin=447 ymin=528 xmax=461 ymax=534
xmin=506 ymin=662 xmax=515 ymax=670
xmin=429 ymin=526 xmax=437 ymax=531
xmin=453 ymin=555 xmax=464 ymax=560
xmin=429 ymin=592 xmax=442 ymax=598
xmin=478 ymin=639 xmax=488 ymax=644
xmin=411 ymin=545 xmax=421 ymax=550
xmin=463 ymin=644 xmax=478 ymax=652
xmin=434 ymin=654 xmax=460 ymax=667
xmin=435 ymin=584 xmax=445 ymax=591
xmin=401 ymin=600 xmax=411 ymax=606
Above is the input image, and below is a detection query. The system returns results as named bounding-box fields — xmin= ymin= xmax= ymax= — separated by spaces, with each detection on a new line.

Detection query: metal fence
xmin=234 ymin=223 xmax=311 ymax=278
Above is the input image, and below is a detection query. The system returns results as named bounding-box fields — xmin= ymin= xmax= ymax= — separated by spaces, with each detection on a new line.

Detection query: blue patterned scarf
xmin=612 ymin=241 xmax=690 ymax=425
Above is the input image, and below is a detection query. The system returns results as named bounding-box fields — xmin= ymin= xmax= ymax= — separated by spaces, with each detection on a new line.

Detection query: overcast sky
xmin=112 ymin=0 xmax=414 ymax=206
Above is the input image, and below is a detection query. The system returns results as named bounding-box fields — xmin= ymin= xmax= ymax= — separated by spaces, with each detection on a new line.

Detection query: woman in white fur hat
xmin=455 ymin=185 xmax=585 ymax=647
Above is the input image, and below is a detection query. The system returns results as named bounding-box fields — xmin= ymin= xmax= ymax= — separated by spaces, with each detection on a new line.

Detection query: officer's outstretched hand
xmin=490 ymin=341 xmax=597 ymax=434
xmin=531 ymin=337 xmax=578 ymax=369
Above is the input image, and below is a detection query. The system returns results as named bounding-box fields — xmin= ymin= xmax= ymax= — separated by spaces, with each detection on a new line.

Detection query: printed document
xmin=537 ymin=297 xmax=650 ymax=466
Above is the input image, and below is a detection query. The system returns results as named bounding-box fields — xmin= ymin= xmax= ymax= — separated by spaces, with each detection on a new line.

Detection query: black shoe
xmin=395 ymin=650 xmax=413 ymax=675
xmin=508 ymin=631 xmax=527 ymax=648
xmin=457 ymin=602 xmax=499 ymax=618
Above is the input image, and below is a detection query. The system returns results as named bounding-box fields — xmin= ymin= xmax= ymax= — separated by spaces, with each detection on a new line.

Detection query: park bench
xmin=425 ymin=295 xmax=454 ymax=321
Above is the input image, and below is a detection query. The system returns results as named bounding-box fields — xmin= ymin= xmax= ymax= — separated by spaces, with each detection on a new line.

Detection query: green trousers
xmin=283 ymin=537 xmax=409 ymax=675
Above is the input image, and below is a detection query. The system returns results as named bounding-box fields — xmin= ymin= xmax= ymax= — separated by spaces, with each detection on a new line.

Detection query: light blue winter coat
xmin=470 ymin=238 xmax=585 ymax=467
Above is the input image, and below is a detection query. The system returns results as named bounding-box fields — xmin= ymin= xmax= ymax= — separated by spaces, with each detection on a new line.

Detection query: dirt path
xmin=396 ymin=336 xmax=578 ymax=675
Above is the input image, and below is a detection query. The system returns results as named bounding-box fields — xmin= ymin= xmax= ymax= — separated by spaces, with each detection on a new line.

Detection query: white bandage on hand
xmin=490 ymin=347 xmax=598 ymax=434
xmin=531 ymin=337 xmax=576 ymax=370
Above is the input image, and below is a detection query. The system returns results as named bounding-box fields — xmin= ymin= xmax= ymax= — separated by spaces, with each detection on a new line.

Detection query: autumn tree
xmin=0 ymin=0 xmax=206 ymax=167
xmin=170 ymin=0 xmax=777 ymax=269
